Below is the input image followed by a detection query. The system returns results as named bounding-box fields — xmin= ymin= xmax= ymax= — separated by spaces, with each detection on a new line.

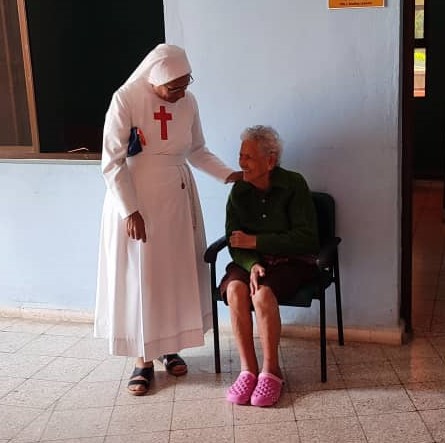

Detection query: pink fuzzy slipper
xmin=250 ymin=372 xmax=284 ymax=407
xmin=226 ymin=371 xmax=257 ymax=405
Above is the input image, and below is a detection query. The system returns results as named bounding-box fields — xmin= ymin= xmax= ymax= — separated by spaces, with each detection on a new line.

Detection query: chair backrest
xmin=311 ymin=192 xmax=336 ymax=246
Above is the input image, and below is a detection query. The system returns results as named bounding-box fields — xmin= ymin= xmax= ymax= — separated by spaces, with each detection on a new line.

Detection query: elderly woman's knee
xmin=252 ymin=287 xmax=278 ymax=311
xmin=226 ymin=280 xmax=250 ymax=306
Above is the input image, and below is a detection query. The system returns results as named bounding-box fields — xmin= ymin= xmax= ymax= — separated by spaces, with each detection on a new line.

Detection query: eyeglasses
xmin=165 ymin=75 xmax=194 ymax=94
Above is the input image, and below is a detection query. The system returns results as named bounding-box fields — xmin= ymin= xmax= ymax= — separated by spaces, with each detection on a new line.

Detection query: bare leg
xmin=226 ymin=280 xmax=258 ymax=375
xmin=252 ymin=286 xmax=282 ymax=379
xmin=135 ymin=357 xmax=153 ymax=369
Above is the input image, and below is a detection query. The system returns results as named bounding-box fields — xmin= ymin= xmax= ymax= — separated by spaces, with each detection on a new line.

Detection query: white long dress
xmin=94 ymin=78 xmax=233 ymax=360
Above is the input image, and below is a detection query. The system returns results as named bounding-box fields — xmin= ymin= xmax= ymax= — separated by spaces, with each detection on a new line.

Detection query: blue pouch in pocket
xmin=127 ymin=127 xmax=145 ymax=157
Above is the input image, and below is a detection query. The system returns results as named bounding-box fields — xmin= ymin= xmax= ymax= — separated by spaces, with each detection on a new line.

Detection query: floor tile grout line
xmin=414 ymin=407 xmax=437 ymax=443
xmin=343 ymin=383 xmax=372 ymax=443
xmin=426 ymin=336 xmax=445 ymax=364
xmin=9 ymin=401 xmax=57 ymax=442
xmin=90 ymin=355 xmax=128 ymax=439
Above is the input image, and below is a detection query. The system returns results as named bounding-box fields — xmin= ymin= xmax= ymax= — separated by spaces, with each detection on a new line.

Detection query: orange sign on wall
xmin=329 ymin=0 xmax=385 ymax=8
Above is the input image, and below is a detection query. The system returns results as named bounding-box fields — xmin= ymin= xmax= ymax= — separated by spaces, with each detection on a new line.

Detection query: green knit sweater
xmin=225 ymin=166 xmax=320 ymax=272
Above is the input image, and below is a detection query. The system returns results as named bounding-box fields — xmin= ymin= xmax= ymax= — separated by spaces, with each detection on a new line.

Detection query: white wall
xmin=0 ymin=161 xmax=104 ymax=312
xmin=0 ymin=0 xmax=402 ymax=334
xmin=164 ymin=0 xmax=402 ymax=329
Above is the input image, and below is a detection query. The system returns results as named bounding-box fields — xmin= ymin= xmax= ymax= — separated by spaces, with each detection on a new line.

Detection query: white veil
xmin=124 ymin=44 xmax=192 ymax=87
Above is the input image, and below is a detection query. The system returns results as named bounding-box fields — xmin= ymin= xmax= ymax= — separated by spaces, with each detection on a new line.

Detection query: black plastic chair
xmin=204 ymin=191 xmax=344 ymax=382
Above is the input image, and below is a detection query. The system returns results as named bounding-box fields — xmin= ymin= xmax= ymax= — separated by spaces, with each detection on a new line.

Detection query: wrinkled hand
xmin=229 ymin=230 xmax=256 ymax=249
xmin=126 ymin=211 xmax=147 ymax=243
xmin=250 ymin=263 xmax=265 ymax=295
xmin=225 ymin=171 xmax=243 ymax=183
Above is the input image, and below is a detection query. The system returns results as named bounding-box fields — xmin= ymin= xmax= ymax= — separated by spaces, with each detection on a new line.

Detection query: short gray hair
xmin=240 ymin=125 xmax=283 ymax=165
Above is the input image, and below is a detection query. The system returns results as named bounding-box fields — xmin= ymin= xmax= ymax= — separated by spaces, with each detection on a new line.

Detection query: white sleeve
xmin=186 ymin=95 xmax=234 ymax=181
xmin=101 ymin=90 xmax=138 ymax=219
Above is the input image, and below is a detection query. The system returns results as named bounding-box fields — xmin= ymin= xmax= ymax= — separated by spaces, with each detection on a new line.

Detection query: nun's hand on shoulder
xmin=225 ymin=171 xmax=243 ymax=183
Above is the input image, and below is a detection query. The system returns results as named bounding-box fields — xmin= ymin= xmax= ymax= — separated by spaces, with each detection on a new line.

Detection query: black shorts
xmin=218 ymin=260 xmax=317 ymax=305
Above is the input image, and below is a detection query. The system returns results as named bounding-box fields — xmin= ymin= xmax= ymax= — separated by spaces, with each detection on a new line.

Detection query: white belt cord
xmin=177 ymin=164 xmax=198 ymax=229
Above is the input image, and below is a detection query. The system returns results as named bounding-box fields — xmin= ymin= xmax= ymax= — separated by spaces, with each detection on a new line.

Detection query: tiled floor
xmin=412 ymin=180 xmax=445 ymax=337
xmin=1 ymin=180 xmax=445 ymax=443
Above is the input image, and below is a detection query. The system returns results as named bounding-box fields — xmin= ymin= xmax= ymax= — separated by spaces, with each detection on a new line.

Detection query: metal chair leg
xmin=209 ymin=260 xmax=221 ymax=374
xmin=212 ymin=299 xmax=221 ymax=373
xmin=334 ymin=253 xmax=344 ymax=346
xmin=320 ymin=292 xmax=327 ymax=383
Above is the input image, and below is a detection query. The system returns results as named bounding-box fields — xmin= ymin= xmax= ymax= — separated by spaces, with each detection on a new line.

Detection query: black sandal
xmin=162 ymin=354 xmax=188 ymax=376
xmin=127 ymin=365 xmax=154 ymax=396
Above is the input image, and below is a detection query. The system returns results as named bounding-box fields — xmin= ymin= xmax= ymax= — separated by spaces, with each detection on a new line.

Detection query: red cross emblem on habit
xmin=154 ymin=106 xmax=172 ymax=140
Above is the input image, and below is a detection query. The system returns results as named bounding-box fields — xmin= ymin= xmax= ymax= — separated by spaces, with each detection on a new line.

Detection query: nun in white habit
xmin=94 ymin=44 xmax=238 ymax=395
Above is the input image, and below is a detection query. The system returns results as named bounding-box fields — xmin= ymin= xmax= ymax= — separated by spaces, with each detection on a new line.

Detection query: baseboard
xmin=284 ymin=323 xmax=405 ymax=346
xmin=217 ymin=321 xmax=406 ymax=346
xmin=0 ymin=306 xmax=405 ymax=346
xmin=0 ymin=306 xmax=94 ymax=323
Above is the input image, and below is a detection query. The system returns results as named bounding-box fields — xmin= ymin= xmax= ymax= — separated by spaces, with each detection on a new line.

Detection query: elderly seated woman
xmin=219 ymin=125 xmax=320 ymax=407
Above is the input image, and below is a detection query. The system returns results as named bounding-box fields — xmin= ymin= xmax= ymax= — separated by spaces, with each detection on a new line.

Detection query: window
xmin=414 ymin=0 xmax=426 ymax=97
xmin=0 ymin=0 xmax=164 ymax=159
xmin=0 ymin=0 xmax=38 ymax=155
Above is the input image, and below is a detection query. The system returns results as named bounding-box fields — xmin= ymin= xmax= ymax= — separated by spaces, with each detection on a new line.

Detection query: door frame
xmin=401 ymin=0 xmax=414 ymax=333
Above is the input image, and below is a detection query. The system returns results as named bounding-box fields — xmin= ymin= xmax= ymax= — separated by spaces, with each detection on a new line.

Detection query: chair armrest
xmin=204 ymin=236 xmax=228 ymax=264
xmin=316 ymin=237 xmax=341 ymax=268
